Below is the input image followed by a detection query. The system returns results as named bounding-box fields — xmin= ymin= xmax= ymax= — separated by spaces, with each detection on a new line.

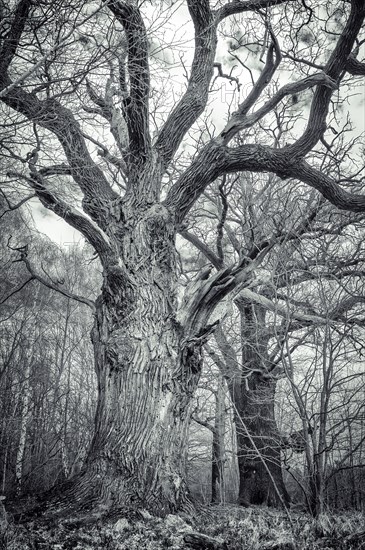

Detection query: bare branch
xmin=221 ymin=27 xmax=282 ymax=143
xmin=0 ymin=3 xmax=104 ymax=99
xmin=1 ymin=86 xmax=119 ymax=228
xmin=191 ymin=413 xmax=215 ymax=432
xmin=0 ymin=0 xmax=31 ymax=74
xmin=154 ymin=0 xmax=217 ymax=171
xmin=5 ymin=238 xmax=95 ymax=309
xmin=215 ymin=0 xmax=295 ymax=22
xmin=106 ymin=1 xmax=151 ymax=179
xmin=287 ymin=0 xmax=365 ymax=157
xmin=0 ymin=277 xmax=35 ymax=305
xmin=346 ymin=54 xmax=365 ymax=76
xmin=20 ymin=252 xmax=95 ymax=311
xmin=81 ymin=130 xmax=127 ymax=177
xmin=85 ymin=78 xmax=128 ymax=156
xmin=238 ymin=288 xmax=327 ymax=325
xmin=7 ymin=169 xmax=113 ymax=262
xmin=164 ymin=141 xmax=225 ymax=224
xmin=288 ymin=160 xmax=365 ymax=213
xmin=0 ymin=189 xmax=35 ymax=219
xmin=221 ymin=72 xmax=337 ymax=144
xmin=166 ymin=139 xmax=365 ymax=225
xmin=213 ymin=62 xmax=241 ymax=89
xmin=250 ymin=286 xmax=365 ymax=338
xmin=330 ymin=295 xmax=365 ymax=320
xmin=179 ymin=230 xmax=222 ymax=270
xmin=38 ymin=164 xmax=71 ymax=177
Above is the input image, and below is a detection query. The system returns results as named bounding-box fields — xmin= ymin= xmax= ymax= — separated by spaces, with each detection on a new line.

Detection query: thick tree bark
xmin=235 ymin=374 xmax=289 ymax=507
xmin=50 ymin=204 xmax=202 ymax=515
xmin=210 ymin=315 xmax=289 ymax=508
xmin=234 ymin=301 xmax=289 ymax=508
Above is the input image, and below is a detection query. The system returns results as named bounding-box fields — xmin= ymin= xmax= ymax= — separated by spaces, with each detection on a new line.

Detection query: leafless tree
xmin=0 ymin=0 xmax=364 ymax=515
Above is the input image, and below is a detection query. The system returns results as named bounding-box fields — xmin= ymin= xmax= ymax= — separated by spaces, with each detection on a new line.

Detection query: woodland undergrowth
xmin=1 ymin=504 xmax=364 ymax=550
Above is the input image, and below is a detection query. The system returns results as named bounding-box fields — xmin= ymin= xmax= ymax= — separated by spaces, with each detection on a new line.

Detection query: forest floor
xmin=1 ymin=503 xmax=364 ymax=550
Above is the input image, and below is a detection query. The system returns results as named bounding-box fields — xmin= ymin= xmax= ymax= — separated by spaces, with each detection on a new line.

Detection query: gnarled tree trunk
xmin=58 ymin=205 xmax=203 ymax=514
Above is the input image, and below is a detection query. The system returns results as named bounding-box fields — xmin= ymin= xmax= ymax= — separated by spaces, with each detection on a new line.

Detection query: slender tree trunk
xmin=211 ymin=376 xmax=226 ymax=504
xmin=15 ymin=360 xmax=32 ymax=494
xmin=234 ymin=300 xmax=289 ymax=508
xmin=0 ymin=388 xmax=11 ymax=495
xmin=52 ymin=205 xmax=203 ymax=515
xmin=1 ymin=448 xmax=7 ymax=495
xmin=308 ymin=468 xmax=324 ymax=517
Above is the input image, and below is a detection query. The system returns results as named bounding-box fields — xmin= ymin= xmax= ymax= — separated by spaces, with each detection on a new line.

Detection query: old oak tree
xmin=1 ymin=0 xmax=365 ymax=515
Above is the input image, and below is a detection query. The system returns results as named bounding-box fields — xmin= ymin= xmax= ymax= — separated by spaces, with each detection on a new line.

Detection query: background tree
xmin=182 ymin=140 xmax=365 ymax=508
xmin=0 ymin=207 xmax=97 ymax=498
xmin=276 ymin=272 xmax=365 ymax=516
